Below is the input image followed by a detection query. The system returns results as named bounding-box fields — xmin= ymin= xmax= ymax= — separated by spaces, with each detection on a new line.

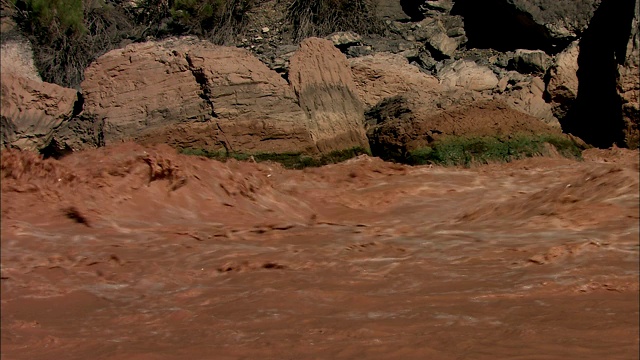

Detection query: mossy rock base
xmin=179 ymin=147 xmax=370 ymax=169
xmin=181 ymin=135 xmax=585 ymax=168
xmin=404 ymin=134 xmax=585 ymax=167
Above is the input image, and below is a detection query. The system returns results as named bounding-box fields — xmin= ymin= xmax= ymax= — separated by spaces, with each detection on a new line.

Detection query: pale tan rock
xmin=350 ymin=52 xmax=558 ymax=137
xmin=546 ymin=40 xmax=580 ymax=119
xmin=423 ymin=0 xmax=454 ymax=13
xmin=81 ymin=38 xmax=211 ymax=144
xmin=415 ymin=18 xmax=459 ymax=57
xmin=82 ymin=37 xmax=313 ymax=154
xmin=513 ymin=49 xmax=552 ymax=73
xmin=0 ymin=40 xmax=41 ymax=82
xmin=350 ymin=53 xmax=492 ymax=112
xmin=1 ymin=72 xmax=77 ymax=150
xmin=326 ymin=31 xmax=362 ymax=47
xmin=349 ymin=52 xmax=441 ymax=107
xmin=289 ymin=37 xmax=369 ymax=152
xmin=438 ymin=60 xmax=499 ymax=91
xmin=83 ymin=37 xmax=369 ymax=154
xmin=617 ymin=8 xmax=639 ymax=148
xmin=499 ymin=76 xmax=560 ymax=128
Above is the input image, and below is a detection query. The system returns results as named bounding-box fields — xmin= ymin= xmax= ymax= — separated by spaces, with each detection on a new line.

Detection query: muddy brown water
xmin=1 ymin=144 xmax=638 ymax=359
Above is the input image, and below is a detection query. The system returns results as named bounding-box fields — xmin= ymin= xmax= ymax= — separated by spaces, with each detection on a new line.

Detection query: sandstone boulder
xmin=82 ymin=37 xmax=313 ymax=154
xmin=617 ymin=7 xmax=639 ymax=148
xmin=438 ymin=60 xmax=499 ymax=91
xmin=82 ymin=37 xmax=368 ymax=155
xmin=512 ymin=49 xmax=552 ymax=74
xmin=546 ymin=41 xmax=580 ymax=120
xmin=289 ymin=38 xmax=369 ymax=152
xmin=1 ymin=72 xmax=77 ymax=151
xmin=366 ymin=95 xmax=561 ymax=160
xmin=498 ymin=76 xmax=560 ymax=127
xmin=0 ymin=38 xmax=41 ymax=83
xmin=414 ymin=18 xmax=459 ymax=58
xmin=82 ymin=38 xmax=213 ymax=143
xmin=453 ymin=0 xmax=601 ymax=52
xmin=349 ymin=52 xmax=441 ymax=108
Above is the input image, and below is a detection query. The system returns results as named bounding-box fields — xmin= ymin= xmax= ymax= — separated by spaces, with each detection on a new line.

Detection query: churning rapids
xmin=1 ymin=143 xmax=638 ymax=359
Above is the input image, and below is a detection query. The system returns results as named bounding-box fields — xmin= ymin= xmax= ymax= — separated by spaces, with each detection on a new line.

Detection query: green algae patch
xmin=405 ymin=134 xmax=584 ymax=167
xmin=179 ymin=147 xmax=370 ymax=169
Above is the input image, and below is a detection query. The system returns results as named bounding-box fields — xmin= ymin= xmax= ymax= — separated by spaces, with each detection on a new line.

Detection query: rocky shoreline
xmin=1 ymin=0 xmax=638 ymax=160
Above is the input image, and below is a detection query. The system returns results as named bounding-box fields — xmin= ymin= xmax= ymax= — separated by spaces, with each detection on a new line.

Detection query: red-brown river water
xmin=1 ymin=143 xmax=638 ymax=359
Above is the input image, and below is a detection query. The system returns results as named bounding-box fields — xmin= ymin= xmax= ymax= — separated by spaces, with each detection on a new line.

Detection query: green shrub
xmin=169 ymin=0 xmax=254 ymax=43
xmin=18 ymin=0 xmax=85 ymax=34
xmin=286 ymin=0 xmax=383 ymax=41
xmin=170 ymin=0 xmax=217 ymax=36
xmin=10 ymin=0 xmax=136 ymax=88
xmin=7 ymin=0 xmax=254 ymax=87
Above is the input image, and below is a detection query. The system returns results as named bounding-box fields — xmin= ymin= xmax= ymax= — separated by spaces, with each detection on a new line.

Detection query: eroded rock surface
xmin=546 ymin=41 xmax=580 ymax=120
xmin=350 ymin=52 xmax=441 ymax=108
xmin=451 ymin=0 xmax=601 ymax=52
xmin=499 ymin=75 xmax=559 ymax=127
xmin=366 ymin=96 xmax=560 ymax=159
xmin=82 ymin=37 xmax=311 ymax=154
xmin=82 ymin=37 xmax=369 ymax=154
xmin=289 ymin=38 xmax=369 ymax=152
xmin=81 ymin=38 xmax=258 ymax=147
xmin=0 ymin=72 xmax=77 ymax=151
xmin=438 ymin=60 xmax=499 ymax=92
xmin=617 ymin=6 xmax=639 ymax=148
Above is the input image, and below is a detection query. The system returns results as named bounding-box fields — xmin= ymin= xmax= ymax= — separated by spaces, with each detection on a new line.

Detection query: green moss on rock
xmin=179 ymin=147 xmax=370 ymax=169
xmin=405 ymin=134 xmax=584 ymax=167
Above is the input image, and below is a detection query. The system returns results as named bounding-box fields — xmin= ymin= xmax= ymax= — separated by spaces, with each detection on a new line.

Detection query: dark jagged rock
xmin=556 ymin=0 xmax=637 ymax=148
xmin=451 ymin=0 xmax=601 ymax=53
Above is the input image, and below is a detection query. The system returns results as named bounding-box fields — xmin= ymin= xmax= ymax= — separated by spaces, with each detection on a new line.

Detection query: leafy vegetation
xmin=8 ymin=0 xmax=136 ymax=87
xmin=180 ymin=134 xmax=584 ymax=169
xmin=168 ymin=0 xmax=254 ymax=42
xmin=286 ymin=0 xmax=383 ymax=41
xmin=5 ymin=0 xmax=387 ymax=88
xmin=403 ymin=134 xmax=584 ymax=167
xmin=5 ymin=0 xmax=254 ymax=88
xmin=179 ymin=146 xmax=370 ymax=169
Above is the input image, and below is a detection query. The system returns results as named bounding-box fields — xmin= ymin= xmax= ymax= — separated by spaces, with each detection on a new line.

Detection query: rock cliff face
xmin=0 ymin=24 xmax=81 ymax=152
xmin=0 ymin=72 xmax=78 ymax=151
xmin=450 ymin=0 xmax=601 ymax=52
xmin=350 ymin=52 xmax=442 ymax=108
xmin=350 ymin=51 xmax=562 ymax=159
xmin=438 ymin=60 xmax=499 ymax=91
xmin=366 ymin=96 xmax=561 ymax=161
xmin=2 ymin=0 xmax=638 ymax=153
xmin=82 ymin=37 xmax=368 ymax=154
xmin=555 ymin=0 xmax=638 ymax=148
xmin=617 ymin=4 xmax=639 ymax=148
xmin=546 ymin=41 xmax=580 ymax=120
xmin=289 ymin=38 xmax=369 ymax=152
xmin=82 ymin=37 xmax=313 ymax=154
xmin=359 ymin=0 xmax=638 ymax=148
